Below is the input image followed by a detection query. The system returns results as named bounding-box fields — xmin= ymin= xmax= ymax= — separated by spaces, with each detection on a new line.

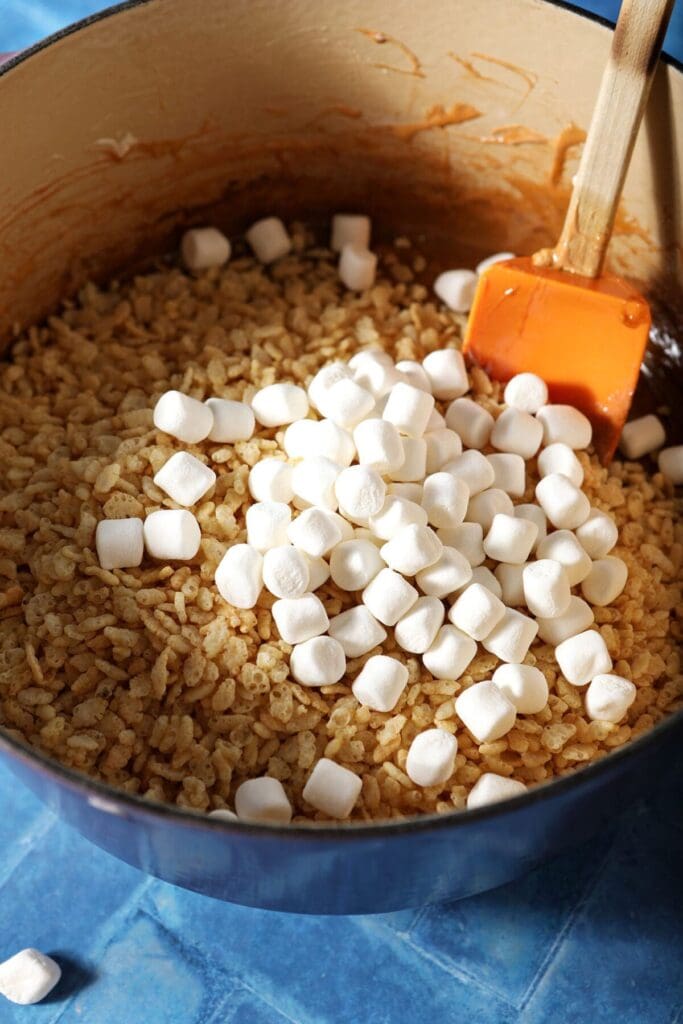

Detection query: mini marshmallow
xmin=308 ymin=362 xmax=354 ymax=414
xmin=503 ymin=372 xmax=548 ymax=414
xmin=303 ymin=758 xmax=362 ymax=819
xmin=290 ymin=635 xmax=347 ymax=686
xmin=443 ymin=450 xmax=495 ymax=496
xmin=555 ymin=628 xmax=612 ymax=686
xmin=215 ymin=543 xmax=263 ymax=609
xmin=455 ymin=680 xmax=516 ymax=742
xmin=396 ymin=359 xmax=432 ymax=392
xmin=328 ymin=605 xmax=387 ymax=657
xmin=422 ymin=348 xmax=469 ymax=400
xmin=482 ymin=608 xmax=539 ymax=664
xmin=536 ymin=404 xmax=592 ymax=450
xmin=406 ymin=728 xmax=458 ymax=787
xmin=272 ymin=592 xmax=329 ymax=644
xmin=581 ymin=556 xmax=628 ymax=606
xmin=389 ymin=482 xmax=424 ymax=503
xmin=465 ymin=566 xmax=503 ymax=599
xmin=483 ymin=513 xmax=538 ymax=564
xmin=575 ymin=508 xmax=619 ymax=559
xmin=537 ymin=529 xmax=592 ymax=585
xmin=446 ymin=397 xmax=494 ymax=449
xmin=245 ymin=216 xmax=291 ymax=263
xmin=262 ymin=545 xmax=309 ymax=599
xmin=251 ymin=382 xmax=309 ymax=428
xmin=536 ymin=595 xmax=595 ymax=645
xmin=353 ymin=418 xmax=404 ymax=474
xmin=466 ymin=488 xmax=515 ymax=533
xmin=486 ymin=453 xmax=526 ymax=497
xmin=249 ymin=458 xmax=294 ymax=503
xmin=381 ymin=523 xmax=442 ymax=576
xmin=305 ymin=555 xmax=331 ymax=591
xmin=0 ymin=949 xmax=62 ymax=1005
xmin=352 ymin=351 xmax=402 ymax=398
xmin=490 ymin=407 xmax=544 ymax=459
xmin=658 ymin=445 xmax=683 ymax=483
xmin=292 ymin=457 xmax=342 ymax=510
xmin=437 ymin=522 xmax=485 ymax=566
xmin=492 ymin=663 xmax=549 ymax=714
xmin=209 ymin=808 xmax=238 ymax=821
xmin=383 ymin=382 xmax=435 ymax=437
xmin=235 ymin=777 xmax=292 ymax=824
xmin=537 ymin=442 xmax=584 ymax=487
xmin=449 ymin=582 xmax=505 ymax=640
xmin=522 ymin=559 xmax=571 ymax=618
xmin=494 ymin=563 xmax=526 ymax=606
xmin=415 ymin=546 xmax=472 ymax=598
xmin=328 ymin=512 xmax=355 ymax=542
xmin=476 ymin=251 xmax=515 ymax=275
xmin=585 ymin=674 xmax=636 ymax=723
xmin=515 ymin=504 xmax=547 ymax=552
xmin=394 ymin=596 xmax=445 ymax=654
xmin=246 ymin=501 xmax=291 ymax=552
xmin=319 ymin=378 xmax=375 ymax=428
xmin=287 ymin=507 xmax=342 ymax=557
xmin=143 ymin=509 xmax=201 ymax=561
xmin=335 ymin=464 xmax=386 ymax=521
xmin=426 ymin=407 xmax=447 ymax=431
xmin=154 ymin=451 xmax=216 ymax=506
xmin=181 ymin=226 xmax=231 ymax=271
xmin=391 ymin=437 xmax=428 ymax=482
xmin=535 ymin=473 xmax=590 ymax=530
xmin=153 ymin=390 xmax=213 ymax=444
xmin=339 ymin=244 xmax=377 ymax=291
xmin=433 ymin=269 xmax=478 ymax=314
xmin=422 ymin=473 xmax=469 ymax=529
xmin=352 ymin=654 xmax=409 ymax=711
xmin=368 ymin=495 xmax=428 ymax=540
xmin=331 ymin=213 xmax=371 ymax=252
xmin=330 ymin=539 xmax=384 ymax=591
xmin=96 ymin=517 xmax=143 ymax=570
xmin=422 ymin=624 xmax=477 ymax=679
xmin=425 ymin=428 xmax=462 ymax=473
xmin=619 ymin=415 xmax=666 ymax=459
xmin=362 ymin=567 xmax=419 ymax=626
xmin=467 ymin=773 xmax=527 ymax=809
xmin=205 ymin=398 xmax=255 ymax=442
xmin=348 ymin=348 xmax=393 ymax=371
xmin=284 ymin=419 xmax=355 ymax=466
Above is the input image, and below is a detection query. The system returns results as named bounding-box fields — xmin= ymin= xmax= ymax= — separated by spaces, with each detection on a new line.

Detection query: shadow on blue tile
xmin=38 ymin=954 xmax=96 ymax=1005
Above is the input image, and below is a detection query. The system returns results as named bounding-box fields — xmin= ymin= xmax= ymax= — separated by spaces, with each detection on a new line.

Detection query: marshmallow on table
xmin=422 ymin=624 xmax=477 ymax=679
xmin=537 ymin=443 xmax=584 ymax=487
xmin=476 ymin=251 xmax=515 ymax=275
xmin=585 ymin=674 xmax=636 ymax=723
xmin=619 ymin=414 xmax=666 ymax=459
xmin=319 ymin=378 xmax=375 ymax=428
xmin=437 ymin=522 xmax=485 ymax=566
xmin=153 ymin=451 xmax=216 ymax=506
xmin=425 ymin=428 xmax=462 ymax=473
xmin=362 ymin=567 xmax=419 ymax=626
xmin=251 ymin=383 xmax=309 ymax=428
xmin=536 ymin=595 xmax=595 ymax=646
xmin=215 ymin=543 xmax=263 ymax=609
xmin=449 ymin=582 xmax=505 ymax=641
xmin=284 ymin=419 xmax=355 ymax=467
xmin=389 ymin=482 xmax=424 ymax=503
xmin=246 ymin=501 xmax=291 ymax=552
xmin=303 ymin=758 xmax=362 ymax=819
xmin=522 ymin=559 xmax=571 ymax=618
xmin=381 ymin=523 xmax=442 ymax=576
xmin=339 ymin=244 xmax=377 ymax=291
xmin=490 ymin=407 xmax=544 ymax=459
xmin=144 ymin=509 xmax=201 ymax=560
xmin=537 ymin=529 xmax=592 ymax=585
xmin=352 ymin=654 xmax=409 ymax=711
xmin=382 ymin=382 xmax=435 ymax=438
xmin=581 ymin=556 xmax=628 ymax=606
xmin=494 ymin=563 xmax=526 ymax=606
xmin=455 ymin=680 xmax=516 ymax=742
xmin=492 ymin=663 xmax=548 ymax=714
xmin=96 ymin=517 xmax=143 ymax=570
xmin=433 ymin=269 xmax=478 ymax=314
xmin=406 ymin=728 xmax=458 ymax=787
xmin=415 ymin=546 xmax=472 ymax=598
xmin=330 ymin=539 xmax=384 ymax=590
xmin=396 ymin=359 xmax=432 ymax=392
xmin=467 ymin=773 xmax=527 ymax=810
xmin=292 ymin=457 xmax=342 ymax=511
xmin=503 ymin=372 xmax=548 ymax=414
xmin=658 ymin=445 xmax=683 ymax=483
xmin=395 ymin=596 xmax=445 ymax=654
xmin=514 ymin=504 xmax=547 ymax=552
xmin=331 ymin=213 xmax=371 ymax=252
xmin=422 ymin=473 xmax=469 ymax=529
xmin=328 ymin=605 xmax=387 ymax=657
xmin=368 ymin=495 xmax=428 ymax=540
xmin=555 ymin=628 xmax=612 ymax=686
xmin=305 ymin=555 xmax=331 ymax=591
xmin=390 ymin=437 xmax=427 ymax=483
xmin=153 ymin=390 xmax=213 ymax=444
xmin=335 ymin=465 xmax=386 ymax=520
xmin=353 ymin=418 xmax=404 ymax=474
xmin=262 ymin=545 xmax=309 ymax=599
xmin=422 ymin=348 xmax=469 ymax=400
xmin=235 ymin=777 xmax=292 ymax=823
xmin=308 ymin=362 xmax=354 ymax=414
xmin=466 ymin=488 xmax=514 ymax=533
xmin=536 ymin=405 xmax=592 ymax=450
xmin=272 ymin=592 xmax=329 ymax=644
xmin=290 ymin=636 xmax=347 ymax=686
xmin=482 ymin=608 xmax=539 ymax=664
xmin=575 ymin=509 xmax=619 ymax=559
xmin=486 ymin=453 xmax=526 ymax=497
xmin=535 ymin=473 xmax=590 ymax=530
xmin=483 ymin=513 xmax=538 ymax=564
xmin=249 ymin=458 xmax=294 ymax=503
xmin=181 ymin=226 xmax=231 ymax=271
xmin=287 ymin=507 xmax=342 ymax=557
xmin=0 ymin=949 xmax=62 ymax=1006
xmin=443 ymin=450 xmax=495 ymax=496
xmin=445 ymin=397 xmax=494 ymax=449
xmin=245 ymin=216 xmax=291 ymax=263
xmin=205 ymin=398 xmax=255 ymax=442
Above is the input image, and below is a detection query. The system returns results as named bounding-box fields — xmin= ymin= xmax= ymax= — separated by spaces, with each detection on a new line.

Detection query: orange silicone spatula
xmin=463 ymin=0 xmax=675 ymax=462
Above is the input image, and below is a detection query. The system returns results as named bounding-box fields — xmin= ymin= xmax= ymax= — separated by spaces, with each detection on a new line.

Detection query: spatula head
xmin=463 ymin=257 xmax=651 ymax=461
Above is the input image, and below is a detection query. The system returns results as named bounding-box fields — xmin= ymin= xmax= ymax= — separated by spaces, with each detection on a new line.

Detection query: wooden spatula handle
xmin=553 ymin=0 xmax=675 ymax=278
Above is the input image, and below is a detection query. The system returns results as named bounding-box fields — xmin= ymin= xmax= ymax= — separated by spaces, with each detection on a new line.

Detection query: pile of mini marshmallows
xmin=95 ymin=214 xmax=683 ymax=824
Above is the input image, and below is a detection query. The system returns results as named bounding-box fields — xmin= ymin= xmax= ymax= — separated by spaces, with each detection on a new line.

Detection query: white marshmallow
xmin=262 ymin=545 xmax=309 ymax=599
xmin=422 ymin=625 xmax=477 ymax=679
xmin=154 ymin=451 xmax=216 ymax=507
xmin=0 ymin=949 xmax=61 ymax=1005
xmin=482 ymin=608 xmax=539 ymax=663
xmin=536 ymin=595 xmax=595 ymax=646
xmin=153 ymin=390 xmax=213 ymax=444
xmin=437 ymin=522 xmax=485 ymax=566
xmin=581 ymin=556 xmax=628 ymax=607
xmin=406 ymin=728 xmax=458 ymax=787
xmin=249 ymin=458 xmax=294 ymax=503
xmin=466 ymin=488 xmax=515 ymax=533
xmin=396 ymin=359 xmax=432 ymax=392
xmin=246 ymin=501 xmax=291 ymax=552
xmin=143 ymin=509 xmax=201 ymax=561
xmin=390 ymin=437 xmax=427 ymax=482
xmin=415 ymin=546 xmax=472 ymax=598
xmin=426 ymin=407 xmax=447 ymax=431
xmin=515 ymin=504 xmax=547 ymax=552
xmin=483 ymin=513 xmax=538 ymax=564
xmin=362 ymin=567 xmax=419 ymax=626
xmin=465 ymin=566 xmax=503 ymax=599
xmin=352 ymin=654 xmax=409 ymax=711
xmin=522 ymin=559 xmax=571 ymax=618
xmin=388 ymin=482 xmax=424 ymax=503
xmin=445 ymin=397 xmax=494 ymax=449
xmin=535 ymin=473 xmax=590 ymax=530
xmin=245 ymin=216 xmax=291 ymax=263
xmin=307 ymin=362 xmax=354 ymax=414
xmin=303 ymin=758 xmax=362 ymax=819
xmin=537 ymin=443 xmax=584 ymax=488
xmin=449 ymin=582 xmax=505 ymax=641
xmin=422 ymin=348 xmax=469 ymax=400
xmin=290 ymin=636 xmax=346 ymax=686
xmin=575 ymin=509 xmax=619 ymax=559
xmin=422 ymin=473 xmax=469 ymax=529
xmin=555 ymin=629 xmax=613 ymax=686
xmin=292 ymin=457 xmax=342 ymax=511
xmin=235 ymin=777 xmax=292 ymax=824
xmin=209 ymin=808 xmax=238 ymax=821
xmin=536 ymin=404 xmax=592 ymax=450
xmin=503 ymin=372 xmax=548 ymax=413
xmin=328 ymin=605 xmax=387 ymax=658
xmin=181 ymin=226 xmax=231 ymax=271
xmin=353 ymin=418 xmax=404 ymax=474
xmin=537 ymin=529 xmax=592 ymax=585
xmin=327 ymin=511 xmax=355 ymax=542
xmin=351 ymin=352 xmax=402 ymax=398
xmin=96 ymin=517 xmax=144 ymax=570
xmin=284 ymin=418 xmax=355 ymax=467
xmin=251 ymin=383 xmax=309 ymax=428
xmin=467 ymin=773 xmax=527 ymax=809
xmin=305 ymin=555 xmax=331 ymax=591
xmin=395 ymin=596 xmax=445 ymax=654
xmin=368 ymin=496 xmax=428 ymax=540
xmin=455 ymin=681 xmax=516 ymax=742
xmin=272 ymin=592 xmax=329 ymax=644
xmin=443 ymin=450 xmax=495 ymax=496
xmin=319 ymin=378 xmax=375 ymax=429
xmin=585 ymin=674 xmax=636 ymax=723
xmin=215 ymin=543 xmax=263 ymax=609
xmin=433 ymin=269 xmax=478 ymax=314
xmin=425 ymin=428 xmax=462 ymax=473
xmin=348 ymin=348 xmax=393 ymax=371
xmin=486 ymin=453 xmax=526 ymax=497
xmin=287 ymin=507 xmax=342 ymax=557
xmin=490 ymin=407 xmax=544 ymax=459
xmin=330 ymin=539 xmax=384 ymax=591
xmin=335 ymin=465 xmax=386 ymax=521
xmin=476 ymin=251 xmax=515 ymax=275
xmin=205 ymin=398 xmax=255 ymax=443
xmin=331 ymin=213 xmax=371 ymax=252
xmin=381 ymin=523 xmax=442 ymax=576
xmin=492 ymin=663 xmax=548 ymax=714
xmin=382 ymin=382 xmax=435 ymax=438
xmin=494 ymin=563 xmax=526 ymax=606
xmin=658 ymin=445 xmax=683 ymax=483
xmin=339 ymin=244 xmax=377 ymax=291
